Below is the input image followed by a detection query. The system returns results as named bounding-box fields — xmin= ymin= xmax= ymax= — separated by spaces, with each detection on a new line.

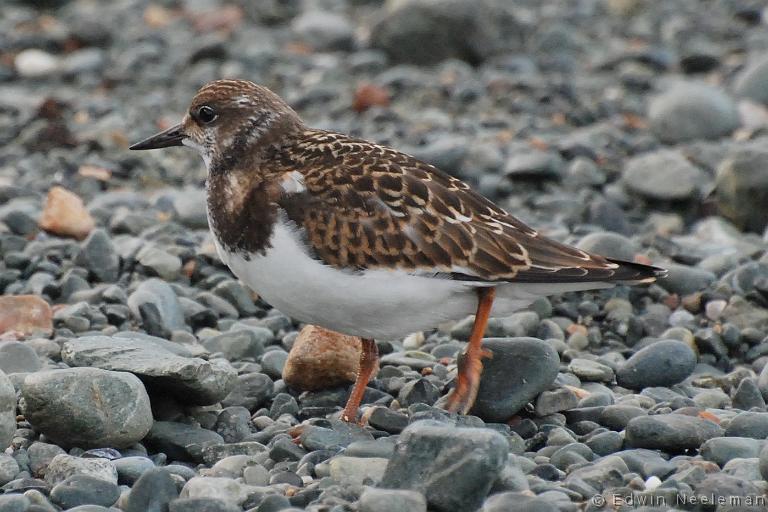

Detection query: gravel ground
xmin=2 ymin=0 xmax=768 ymax=511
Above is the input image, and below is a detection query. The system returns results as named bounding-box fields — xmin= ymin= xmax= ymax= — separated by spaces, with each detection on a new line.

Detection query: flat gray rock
xmin=62 ymin=335 xmax=236 ymax=405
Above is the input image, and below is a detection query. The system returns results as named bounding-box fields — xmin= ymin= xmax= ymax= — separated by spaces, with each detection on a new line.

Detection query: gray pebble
xmin=626 ymin=414 xmax=724 ymax=451
xmin=466 ymin=338 xmax=559 ymax=422
xmin=616 ymin=340 xmax=697 ymax=390
xmin=21 ymin=368 xmax=152 ymax=449
xmin=381 ymin=422 xmax=507 ymax=512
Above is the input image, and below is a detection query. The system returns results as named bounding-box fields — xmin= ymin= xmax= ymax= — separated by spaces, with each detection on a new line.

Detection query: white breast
xmin=213 ymin=214 xmax=615 ymax=340
xmin=214 ymin=216 xmax=473 ymax=339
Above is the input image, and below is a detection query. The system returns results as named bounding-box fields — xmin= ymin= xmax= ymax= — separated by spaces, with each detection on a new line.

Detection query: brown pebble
xmin=0 ymin=295 xmax=53 ymax=337
xmin=38 ymin=186 xmax=95 ymax=240
xmin=352 ymin=83 xmax=390 ymax=113
xmin=283 ymin=325 xmax=366 ymax=391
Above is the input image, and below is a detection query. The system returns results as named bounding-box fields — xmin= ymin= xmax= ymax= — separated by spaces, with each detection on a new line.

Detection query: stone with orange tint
xmin=283 ymin=325 xmax=366 ymax=391
xmin=39 ymin=186 xmax=95 ymax=240
xmin=0 ymin=295 xmax=53 ymax=337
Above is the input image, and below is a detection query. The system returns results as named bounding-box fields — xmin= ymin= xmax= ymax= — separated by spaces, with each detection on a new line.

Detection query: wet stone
xmin=124 ymin=467 xmax=179 ymax=512
xmin=381 ymin=422 xmax=508 ymax=512
xmin=49 ymin=474 xmax=120 ymax=509
xmin=616 ymin=340 xmax=697 ymax=390
xmin=466 ymin=338 xmax=560 ymax=422
xmin=626 ymin=414 xmax=724 ymax=451
xmin=144 ymin=422 xmax=224 ymax=463
xmin=21 ymin=368 xmax=152 ymax=449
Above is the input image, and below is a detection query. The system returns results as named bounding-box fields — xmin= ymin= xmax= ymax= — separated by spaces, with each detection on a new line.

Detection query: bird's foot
xmin=442 ymin=347 xmax=493 ymax=415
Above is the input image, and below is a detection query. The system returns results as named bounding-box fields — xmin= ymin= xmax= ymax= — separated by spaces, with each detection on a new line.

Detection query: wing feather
xmin=273 ymin=130 xmax=665 ymax=284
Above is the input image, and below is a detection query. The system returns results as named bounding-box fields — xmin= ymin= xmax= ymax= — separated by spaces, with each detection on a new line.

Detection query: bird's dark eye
xmin=196 ymin=105 xmax=217 ymax=124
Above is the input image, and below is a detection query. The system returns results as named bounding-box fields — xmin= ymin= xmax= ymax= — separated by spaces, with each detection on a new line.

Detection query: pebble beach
xmin=2 ymin=0 xmax=768 ymax=511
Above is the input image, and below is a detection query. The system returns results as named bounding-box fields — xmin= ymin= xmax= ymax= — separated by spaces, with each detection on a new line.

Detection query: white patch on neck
xmin=182 ymin=138 xmax=212 ymax=169
xmin=280 ymin=171 xmax=306 ymax=194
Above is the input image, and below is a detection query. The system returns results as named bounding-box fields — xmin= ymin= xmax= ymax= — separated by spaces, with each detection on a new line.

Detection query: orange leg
xmin=443 ymin=287 xmax=496 ymax=415
xmin=341 ymin=338 xmax=378 ymax=423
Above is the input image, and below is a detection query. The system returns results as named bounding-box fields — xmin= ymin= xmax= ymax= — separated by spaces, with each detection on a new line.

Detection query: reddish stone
xmin=39 ymin=186 xmax=95 ymax=240
xmin=0 ymin=296 xmax=53 ymax=337
xmin=353 ymin=83 xmax=390 ymax=113
xmin=283 ymin=325 xmax=368 ymax=391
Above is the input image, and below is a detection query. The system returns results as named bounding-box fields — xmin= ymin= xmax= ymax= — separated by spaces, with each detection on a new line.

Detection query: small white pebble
xmin=402 ymin=331 xmax=425 ymax=350
xmin=705 ymin=299 xmax=727 ymax=321
xmin=14 ymin=49 xmax=60 ymax=78
xmin=645 ymin=475 xmax=662 ymax=490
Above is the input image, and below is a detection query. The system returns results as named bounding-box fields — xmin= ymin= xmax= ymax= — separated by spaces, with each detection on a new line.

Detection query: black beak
xmin=129 ymin=123 xmax=185 ymax=150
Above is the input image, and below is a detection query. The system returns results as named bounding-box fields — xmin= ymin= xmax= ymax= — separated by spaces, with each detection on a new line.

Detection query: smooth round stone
xmin=657 ymin=264 xmax=715 ymax=295
xmin=482 ymin=491 xmax=559 ymax=512
xmin=368 ymin=407 xmax=408 ymax=434
xmin=715 ymin=148 xmax=768 ymax=233
xmin=380 ymin=423 xmax=508 ymax=511
xmin=599 ymin=405 xmax=647 ymax=430
xmin=0 ymin=342 xmax=42 ymax=374
xmin=291 ymin=11 xmax=354 ymax=51
xmin=576 ymin=232 xmax=638 ymax=261
xmin=144 ymin=422 xmax=224 ymax=463
xmin=586 ymin=430 xmax=624 ymax=456
xmin=202 ymin=330 xmax=266 ymax=361
xmin=0 ymin=495 xmax=31 ymax=512
xmin=734 ymin=55 xmax=768 ymax=105
xmin=179 ymin=477 xmax=251 ymax=506
xmin=724 ymin=412 xmax=768 ymax=439
xmin=21 ymin=368 xmax=153 ymax=449
xmin=260 ymin=350 xmax=288 ymax=380
xmin=252 ymin=494 xmax=291 ymax=512
xmin=616 ymin=340 xmax=697 ymax=390
xmin=622 ymin=149 xmax=705 ymax=202
xmin=27 ymin=442 xmax=66 ymax=476
xmin=221 ymin=373 xmax=274 ymax=411
xmin=75 ymin=229 xmax=120 ymax=283
xmin=50 ymin=474 xmax=120 ymax=509
xmin=358 ymin=488 xmax=427 ymax=512
xmin=124 ymin=467 xmax=179 ymax=512
xmin=568 ymin=358 xmax=614 ymax=382
xmin=702 ymin=437 xmax=765 ymax=466
xmin=243 ymin=464 xmax=269 ymax=486
xmin=0 ymin=454 xmax=19 ymax=485
xmin=113 ymin=456 xmax=155 ymax=485
xmin=168 ymin=497 xmax=241 ymax=512
xmin=691 ymin=473 xmax=762 ymax=511
xmin=466 ymin=338 xmax=560 ymax=422
xmin=648 ymin=82 xmax=740 ymax=143
xmin=626 ymin=414 xmax=724 ymax=451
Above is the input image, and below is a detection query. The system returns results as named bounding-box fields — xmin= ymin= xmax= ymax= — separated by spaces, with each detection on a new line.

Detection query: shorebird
xmin=131 ymin=79 xmax=665 ymax=421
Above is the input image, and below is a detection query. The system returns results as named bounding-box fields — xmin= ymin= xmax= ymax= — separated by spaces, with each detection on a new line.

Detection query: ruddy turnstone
xmin=131 ymin=79 xmax=666 ymax=421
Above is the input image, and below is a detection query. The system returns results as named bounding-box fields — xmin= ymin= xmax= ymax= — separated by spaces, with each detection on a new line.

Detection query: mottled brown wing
xmin=275 ymin=130 xmax=663 ymax=284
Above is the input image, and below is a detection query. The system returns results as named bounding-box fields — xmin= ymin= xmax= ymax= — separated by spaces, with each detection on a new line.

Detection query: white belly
xmin=215 ymin=218 xmax=613 ymax=340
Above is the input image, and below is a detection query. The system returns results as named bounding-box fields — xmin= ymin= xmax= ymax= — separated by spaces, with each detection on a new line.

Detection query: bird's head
xmin=130 ymin=79 xmax=302 ymax=173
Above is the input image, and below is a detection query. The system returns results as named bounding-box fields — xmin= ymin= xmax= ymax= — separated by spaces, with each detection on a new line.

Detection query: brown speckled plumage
xmin=131 ymin=79 xmax=668 ymax=420
xmin=257 ymin=128 xmax=661 ymax=283
xmin=137 ymin=79 xmax=665 ymax=284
